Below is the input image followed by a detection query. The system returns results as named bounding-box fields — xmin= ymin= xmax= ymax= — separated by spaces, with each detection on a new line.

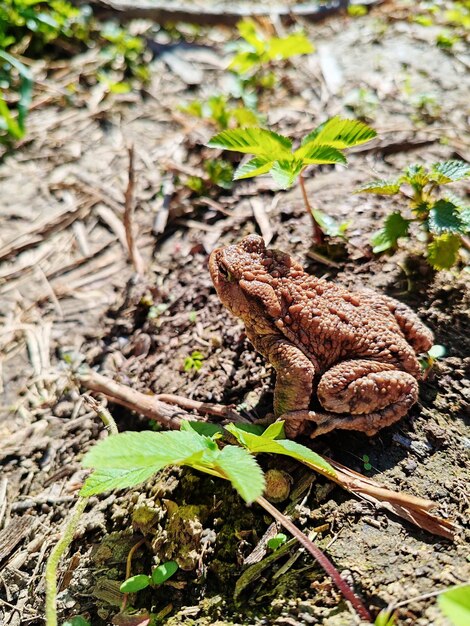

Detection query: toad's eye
xmin=218 ymin=262 xmax=231 ymax=280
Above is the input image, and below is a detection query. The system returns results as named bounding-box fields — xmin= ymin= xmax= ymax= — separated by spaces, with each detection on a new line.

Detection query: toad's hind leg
xmin=314 ymin=359 xmax=419 ymax=437
xmin=379 ymin=294 xmax=434 ymax=354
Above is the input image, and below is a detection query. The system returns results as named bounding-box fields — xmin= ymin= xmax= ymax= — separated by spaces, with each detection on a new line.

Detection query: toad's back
xmin=271 ymin=274 xmax=420 ymax=375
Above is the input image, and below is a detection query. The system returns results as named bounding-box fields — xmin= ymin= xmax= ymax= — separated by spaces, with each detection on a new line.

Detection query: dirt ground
xmin=0 ymin=2 xmax=469 ymax=625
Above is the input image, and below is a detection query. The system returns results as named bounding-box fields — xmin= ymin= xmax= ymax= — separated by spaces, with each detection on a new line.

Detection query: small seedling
xmin=185 ymin=159 xmax=234 ymax=194
xmin=267 ymin=533 xmax=287 ymax=550
xmin=183 ymin=351 xmax=205 ymax=372
xmin=179 ymin=94 xmax=259 ymax=130
xmin=207 ymin=117 xmax=376 ymax=244
xmin=228 ymin=18 xmax=314 ymax=79
xmin=119 ymin=561 xmax=178 ymax=593
xmin=357 ymin=160 xmax=470 ymax=269
xmin=419 ymin=344 xmax=446 ymax=377
xmin=362 ymin=454 xmax=372 ymax=471
xmin=374 ymin=609 xmax=396 ymax=626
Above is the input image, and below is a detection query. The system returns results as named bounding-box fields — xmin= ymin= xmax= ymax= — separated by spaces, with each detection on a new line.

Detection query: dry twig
xmin=123 ymin=146 xmax=145 ymax=275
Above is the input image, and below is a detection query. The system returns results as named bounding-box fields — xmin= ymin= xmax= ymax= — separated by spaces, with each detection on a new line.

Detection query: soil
xmin=0 ymin=3 xmax=469 ymax=626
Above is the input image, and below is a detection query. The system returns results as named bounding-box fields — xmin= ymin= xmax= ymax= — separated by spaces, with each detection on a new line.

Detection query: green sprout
xmin=183 ymin=351 xmax=205 ymax=372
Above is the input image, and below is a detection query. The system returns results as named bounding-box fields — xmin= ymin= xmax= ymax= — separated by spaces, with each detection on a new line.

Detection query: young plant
xmin=207 ymin=116 xmax=377 ymax=244
xmin=357 ymin=160 xmax=470 ymax=269
xmin=437 ymin=584 xmax=470 ymax=626
xmin=183 ymin=350 xmax=205 ymax=372
xmin=228 ymin=18 xmax=313 ymax=81
xmin=185 ymin=158 xmax=234 ymax=194
xmin=120 ymin=560 xmax=178 ymax=593
xmin=0 ymin=50 xmax=33 ymax=142
xmin=179 ymin=94 xmax=259 ymax=131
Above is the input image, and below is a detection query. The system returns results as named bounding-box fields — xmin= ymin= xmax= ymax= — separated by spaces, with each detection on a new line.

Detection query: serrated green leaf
xmin=234 ymin=156 xmax=274 ymax=180
xmin=151 ymin=561 xmax=178 ymax=585
xmin=80 ymin=466 xmax=168 ymax=497
xmin=428 ymin=200 xmax=467 ymax=235
xmin=225 ymin=423 xmax=336 ymax=478
xmin=120 ymin=574 xmax=151 ymax=593
xmin=402 ymin=164 xmax=429 ymax=188
xmin=427 ymin=233 xmax=461 ymax=269
xmin=217 ymin=445 xmax=265 ymax=504
xmin=371 ymin=212 xmax=411 ymax=253
xmin=430 ymin=160 xmax=470 ymax=184
xmin=437 ymin=584 xmax=470 ymax=626
xmin=301 ymin=116 xmax=376 ymax=148
xmin=267 ymin=33 xmax=314 ymax=60
xmin=207 ymin=127 xmax=292 ymax=159
xmin=293 ymin=143 xmax=347 ymax=165
xmin=356 ymin=179 xmax=401 ymax=195
xmin=270 ymin=159 xmax=303 ymax=189
xmin=82 ymin=431 xmax=211 ymax=470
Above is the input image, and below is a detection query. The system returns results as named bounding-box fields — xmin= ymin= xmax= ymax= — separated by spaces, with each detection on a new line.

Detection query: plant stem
xmin=299 ymin=169 xmax=324 ymax=245
xmin=45 ymin=496 xmax=88 ymax=626
xmin=256 ymin=496 xmax=371 ymax=622
xmin=45 ymin=397 xmax=119 ymax=626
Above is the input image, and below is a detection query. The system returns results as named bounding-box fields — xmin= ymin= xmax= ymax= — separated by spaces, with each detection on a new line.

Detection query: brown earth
xmin=0 ymin=3 xmax=469 ymax=625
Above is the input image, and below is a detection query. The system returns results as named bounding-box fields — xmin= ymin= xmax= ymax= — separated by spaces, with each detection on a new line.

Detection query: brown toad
xmin=209 ymin=235 xmax=434 ymax=438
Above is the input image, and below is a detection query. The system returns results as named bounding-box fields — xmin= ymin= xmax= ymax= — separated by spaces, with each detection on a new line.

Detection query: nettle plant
xmin=358 ymin=160 xmax=470 ymax=269
xmin=207 ymin=116 xmax=377 ymax=244
xmin=179 ymin=94 xmax=260 ymax=131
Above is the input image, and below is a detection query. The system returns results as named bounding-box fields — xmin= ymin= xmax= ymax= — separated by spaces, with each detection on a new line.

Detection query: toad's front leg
xmin=314 ymin=359 xmax=419 ymax=437
xmin=249 ymin=334 xmax=315 ymax=438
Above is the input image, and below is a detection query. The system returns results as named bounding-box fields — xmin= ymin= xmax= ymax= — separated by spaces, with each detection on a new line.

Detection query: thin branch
xmin=256 ymin=496 xmax=371 ymax=622
xmin=124 ymin=145 xmax=145 ymax=275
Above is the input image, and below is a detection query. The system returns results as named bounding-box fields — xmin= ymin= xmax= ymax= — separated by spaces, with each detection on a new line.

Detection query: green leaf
xmin=269 ymin=159 xmax=303 ymax=189
xmin=430 ymin=160 xmax=470 ymax=184
xmin=374 ymin=609 xmax=396 ymax=626
xmin=217 ymin=445 xmax=265 ymax=504
xmin=301 ymin=116 xmax=376 ymax=148
xmin=438 ymin=585 xmax=470 ymax=626
xmin=427 ymin=233 xmax=461 ymax=270
xmin=267 ymin=533 xmax=288 ymax=550
xmin=225 ymin=423 xmax=336 ymax=478
xmin=80 ymin=466 xmax=166 ymax=496
xmin=293 ymin=143 xmax=347 ymax=165
xmin=311 ymin=209 xmax=348 ymax=238
xmin=371 ymin=212 xmax=411 ymax=253
xmin=62 ymin=617 xmax=91 ymax=626
xmin=261 ymin=421 xmax=285 ymax=439
xmin=237 ymin=19 xmax=265 ymax=55
xmin=234 ymin=156 xmax=274 ymax=180
xmin=151 ymin=561 xmax=178 ymax=585
xmin=80 ymin=430 xmax=215 ymax=495
xmin=428 ymin=200 xmax=467 ymax=235
xmin=267 ymin=33 xmax=314 ymax=60
xmin=356 ymin=179 xmax=401 ymax=195
xmin=207 ymin=128 xmax=292 ymax=159
xmin=120 ymin=574 xmax=151 ymax=593
xmin=402 ymin=164 xmax=429 ymax=188
xmin=180 ymin=420 xmax=224 ymax=437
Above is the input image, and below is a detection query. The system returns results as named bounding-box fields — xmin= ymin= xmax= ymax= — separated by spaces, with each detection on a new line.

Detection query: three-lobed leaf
xmin=81 ymin=428 xmax=265 ymax=504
